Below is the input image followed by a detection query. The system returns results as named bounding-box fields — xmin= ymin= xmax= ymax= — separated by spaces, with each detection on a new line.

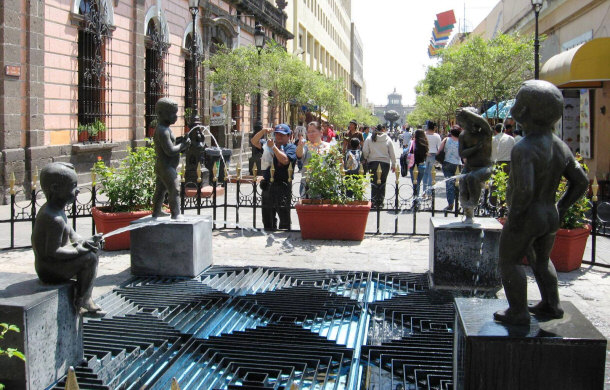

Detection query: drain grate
xmin=363 ymin=291 xmax=455 ymax=390
xmin=50 ymin=267 xmax=456 ymax=390
xmin=153 ymin=323 xmax=354 ymax=389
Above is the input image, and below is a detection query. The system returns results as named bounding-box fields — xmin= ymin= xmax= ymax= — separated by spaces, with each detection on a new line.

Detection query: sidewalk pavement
xmin=1 ymin=230 xmax=609 ymax=386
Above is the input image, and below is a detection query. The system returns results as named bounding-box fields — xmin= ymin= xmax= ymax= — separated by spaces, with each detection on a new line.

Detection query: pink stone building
xmin=0 ymin=0 xmax=292 ymax=200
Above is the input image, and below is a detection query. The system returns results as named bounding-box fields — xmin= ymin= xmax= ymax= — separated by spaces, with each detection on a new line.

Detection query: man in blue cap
xmin=250 ymin=123 xmax=297 ymax=230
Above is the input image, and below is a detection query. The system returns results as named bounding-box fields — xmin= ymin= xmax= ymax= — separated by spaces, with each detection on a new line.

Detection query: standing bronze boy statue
xmin=494 ymin=80 xmax=589 ymax=325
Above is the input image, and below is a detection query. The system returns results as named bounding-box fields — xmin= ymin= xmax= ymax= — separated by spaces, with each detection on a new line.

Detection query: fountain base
xmin=130 ymin=216 xmax=213 ymax=277
xmin=454 ymin=298 xmax=607 ymax=390
xmin=0 ymin=273 xmax=83 ymax=389
xmin=429 ymin=217 xmax=502 ymax=290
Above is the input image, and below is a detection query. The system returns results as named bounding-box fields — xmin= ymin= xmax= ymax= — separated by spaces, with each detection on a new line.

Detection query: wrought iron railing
xmin=1 ymin=172 xmax=606 ymax=268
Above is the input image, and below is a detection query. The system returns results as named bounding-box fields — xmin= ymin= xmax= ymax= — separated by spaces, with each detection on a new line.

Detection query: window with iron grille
xmin=77 ymin=0 xmax=112 ymax=142
xmin=145 ymin=19 xmax=169 ymax=138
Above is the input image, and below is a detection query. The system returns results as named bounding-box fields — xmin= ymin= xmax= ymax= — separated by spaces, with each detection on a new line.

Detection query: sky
xmin=351 ymin=0 xmax=498 ymax=106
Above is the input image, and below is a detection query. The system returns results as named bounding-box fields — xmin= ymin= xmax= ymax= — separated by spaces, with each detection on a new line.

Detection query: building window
xmin=77 ymin=0 xmax=112 ymax=142
xmin=145 ymin=19 xmax=169 ymax=138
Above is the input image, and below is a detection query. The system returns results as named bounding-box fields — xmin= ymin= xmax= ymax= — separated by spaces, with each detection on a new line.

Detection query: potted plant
xmin=295 ymin=144 xmax=371 ymax=240
xmin=490 ymin=163 xmax=509 ymax=219
xmin=147 ymin=118 xmax=158 ymax=138
xmin=549 ymin=157 xmax=592 ymax=272
xmin=77 ymin=119 xmax=106 ymax=143
xmin=91 ymin=143 xmax=157 ymax=250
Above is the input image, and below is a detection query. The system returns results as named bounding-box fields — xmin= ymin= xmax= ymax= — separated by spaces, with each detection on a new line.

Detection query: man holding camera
xmin=250 ymin=124 xmax=297 ymax=231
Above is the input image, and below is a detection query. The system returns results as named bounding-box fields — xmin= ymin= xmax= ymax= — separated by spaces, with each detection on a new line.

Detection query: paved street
xmin=1 ymin=228 xmax=609 ymax=387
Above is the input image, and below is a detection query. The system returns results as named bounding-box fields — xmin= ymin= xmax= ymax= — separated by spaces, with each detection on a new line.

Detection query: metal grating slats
xmin=50 ymin=267 xmax=459 ymax=390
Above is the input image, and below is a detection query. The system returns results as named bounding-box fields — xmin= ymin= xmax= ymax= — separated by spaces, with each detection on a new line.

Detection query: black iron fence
xmin=2 ymin=176 xmax=608 ymax=268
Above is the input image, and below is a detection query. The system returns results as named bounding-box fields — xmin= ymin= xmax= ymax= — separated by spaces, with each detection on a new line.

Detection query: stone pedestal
xmin=0 ymin=273 xmax=83 ymax=390
xmin=429 ymin=217 xmax=502 ymax=290
xmin=454 ymin=298 xmax=607 ymax=390
xmin=130 ymin=216 xmax=213 ymax=277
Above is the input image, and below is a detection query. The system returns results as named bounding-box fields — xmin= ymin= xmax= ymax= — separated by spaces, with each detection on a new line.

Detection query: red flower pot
xmin=550 ymin=225 xmax=592 ymax=272
xmin=92 ymin=207 xmax=152 ymax=251
xmin=497 ymin=218 xmax=591 ymax=270
xmin=296 ymin=201 xmax=371 ymax=241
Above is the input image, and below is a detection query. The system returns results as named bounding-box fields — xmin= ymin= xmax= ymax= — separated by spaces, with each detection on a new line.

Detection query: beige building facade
xmin=284 ymin=0 xmax=352 ymax=98
xmin=473 ymin=0 xmax=610 ymax=180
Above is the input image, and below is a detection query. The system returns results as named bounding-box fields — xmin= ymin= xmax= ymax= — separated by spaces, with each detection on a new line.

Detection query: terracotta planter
xmin=296 ymin=201 xmax=371 ymax=241
xmin=550 ymin=225 xmax=592 ymax=272
xmin=497 ymin=218 xmax=591 ymax=270
xmin=92 ymin=207 xmax=152 ymax=251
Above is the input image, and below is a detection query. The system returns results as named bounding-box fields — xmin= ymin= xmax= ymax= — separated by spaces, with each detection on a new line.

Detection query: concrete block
xmin=130 ymin=216 xmax=213 ymax=277
xmin=0 ymin=273 xmax=83 ymax=390
xmin=454 ymin=298 xmax=607 ymax=390
xmin=429 ymin=217 xmax=502 ymax=290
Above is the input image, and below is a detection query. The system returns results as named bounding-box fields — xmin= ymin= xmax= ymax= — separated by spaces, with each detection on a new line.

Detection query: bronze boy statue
xmin=152 ymin=98 xmax=190 ymax=219
xmin=32 ymin=162 xmax=105 ymax=316
xmin=494 ymin=80 xmax=589 ymax=325
xmin=457 ymin=107 xmax=494 ymax=223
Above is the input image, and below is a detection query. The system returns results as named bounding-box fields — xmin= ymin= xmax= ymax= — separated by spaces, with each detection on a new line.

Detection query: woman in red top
xmin=321 ymin=121 xmax=336 ymax=143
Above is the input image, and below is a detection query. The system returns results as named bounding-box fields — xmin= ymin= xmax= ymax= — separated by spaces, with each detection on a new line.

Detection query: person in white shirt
xmin=363 ymin=124 xmax=397 ymax=207
xmin=402 ymin=127 xmax=412 ymax=148
xmin=491 ymin=123 xmax=516 ymax=173
xmin=423 ymin=121 xmax=442 ymax=193
xmin=513 ymin=125 xmax=524 ymax=143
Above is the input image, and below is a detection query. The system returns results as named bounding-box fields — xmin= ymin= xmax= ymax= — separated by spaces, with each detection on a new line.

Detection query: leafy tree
xmin=205 ymin=44 xmax=261 ymax=105
xmin=259 ymin=42 xmax=311 ymax=125
xmin=205 ymin=41 xmax=359 ymax=129
xmin=409 ymin=33 xmax=534 ymax=124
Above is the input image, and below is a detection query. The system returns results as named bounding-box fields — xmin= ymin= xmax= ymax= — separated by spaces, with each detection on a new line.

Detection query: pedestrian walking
xmin=362 ymin=124 xmax=396 ymax=207
xmin=402 ymin=126 xmax=412 ymax=148
xmin=423 ymin=121 xmax=442 ymax=194
xmin=345 ymin=138 xmax=363 ymax=175
xmin=342 ymin=119 xmax=364 ymax=153
xmin=437 ymin=125 xmax=462 ymax=211
xmin=362 ymin=125 xmax=370 ymax=140
xmin=492 ymin=123 xmax=515 ymax=173
xmin=409 ymin=129 xmax=428 ymax=202
xmin=321 ymin=121 xmax=336 ymax=143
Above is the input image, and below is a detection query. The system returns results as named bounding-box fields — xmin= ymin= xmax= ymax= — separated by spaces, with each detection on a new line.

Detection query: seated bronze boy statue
xmin=32 ymin=162 xmax=105 ymax=317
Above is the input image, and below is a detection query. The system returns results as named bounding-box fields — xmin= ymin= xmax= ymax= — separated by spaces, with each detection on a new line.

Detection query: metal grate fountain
xmin=50 ymin=267 xmax=455 ymax=390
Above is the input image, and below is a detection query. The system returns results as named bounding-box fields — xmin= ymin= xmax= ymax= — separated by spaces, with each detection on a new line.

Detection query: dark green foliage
xmin=92 ymin=143 xmax=157 ymax=212
xmin=305 ymin=144 xmax=369 ymax=204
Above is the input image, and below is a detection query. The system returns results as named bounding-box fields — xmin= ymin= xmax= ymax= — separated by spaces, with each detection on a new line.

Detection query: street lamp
xmin=531 ymin=0 xmax=543 ymax=79
xmin=254 ymin=22 xmax=265 ymax=125
xmin=188 ymin=0 xmax=201 ymax=127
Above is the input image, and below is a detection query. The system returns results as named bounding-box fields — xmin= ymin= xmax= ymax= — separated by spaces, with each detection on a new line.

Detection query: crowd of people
xmin=249 ymin=116 xmax=519 ymax=230
xmin=399 ymin=119 xmax=521 ymax=211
